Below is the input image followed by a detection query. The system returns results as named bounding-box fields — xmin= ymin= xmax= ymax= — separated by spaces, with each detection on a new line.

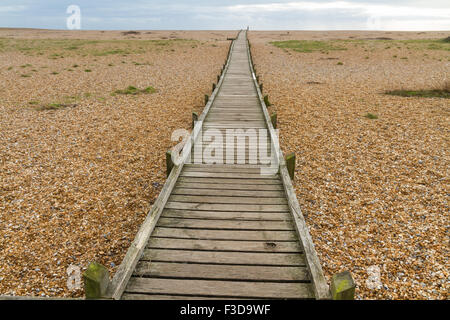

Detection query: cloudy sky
xmin=1 ymin=0 xmax=449 ymax=30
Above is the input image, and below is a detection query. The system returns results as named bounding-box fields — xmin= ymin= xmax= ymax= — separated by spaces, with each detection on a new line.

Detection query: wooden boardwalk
xmin=107 ymin=30 xmax=329 ymax=300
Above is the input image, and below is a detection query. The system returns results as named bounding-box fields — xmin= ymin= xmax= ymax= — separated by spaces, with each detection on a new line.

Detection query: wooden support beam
xmin=192 ymin=112 xmax=198 ymax=129
xmin=83 ymin=262 xmax=110 ymax=299
xmin=271 ymin=112 xmax=277 ymax=129
xmin=285 ymin=153 xmax=296 ymax=181
xmin=264 ymin=94 xmax=271 ymax=107
xmin=330 ymin=271 xmax=356 ymax=300
xmin=166 ymin=150 xmax=174 ymax=177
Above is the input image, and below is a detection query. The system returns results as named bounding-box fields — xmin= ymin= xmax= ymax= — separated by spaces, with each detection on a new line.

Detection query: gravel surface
xmin=0 ymin=29 xmax=233 ymax=297
xmin=250 ymin=30 xmax=449 ymax=300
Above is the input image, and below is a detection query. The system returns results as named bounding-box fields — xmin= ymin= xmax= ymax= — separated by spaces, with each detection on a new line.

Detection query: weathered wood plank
xmin=153 ymin=227 xmax=297 ymax=241
xmin=177 ymin=177 xmax=282 ymax=185
xmin=180 ymin=171 xmax=278 ymax=179
xmin=142 ymin=249 xmax=306 ymax=266
xmin=134 ymin=262 xmax=310 ymax=282
xmin=165 ymin=202 xmax=290 ymax=212
xmin=161 ymin=209 xmax=290 ymax=220
xmin=175 ymin=182 xmax=284 ymax=191
xmin=168 ymin=195 xmax=287 ymax=205
xmin=172 ymin=187 xmax=284 ymax=197
xmin=156 ymin=217 xmax=294 ymax=230
xmin=125 ymin=278 xmax=314 ymax=299
xmin=147 ymin=238 xmax=301 ymax=252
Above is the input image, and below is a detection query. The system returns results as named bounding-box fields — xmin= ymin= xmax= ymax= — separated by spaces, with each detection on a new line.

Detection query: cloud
xmin=0 ymin=5 xmax=26 ymax=13
xmin=223 ymin=1 xmax=450 ymax=30
xmin=226 ymin=1 xmax=450 ymax=18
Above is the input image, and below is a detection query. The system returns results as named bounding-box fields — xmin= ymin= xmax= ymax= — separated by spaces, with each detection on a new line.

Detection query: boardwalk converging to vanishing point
xmin=107 ymin=30 xmax=329 ymax=300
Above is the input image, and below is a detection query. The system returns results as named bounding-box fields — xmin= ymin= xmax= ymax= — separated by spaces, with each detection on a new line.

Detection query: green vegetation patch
xmin=0 ymin=38 xmax=198 ymax=57
xmin=270 ymin=40 xmax=347 ymax=53
xmin=364 ymin=113 xmax=378 ymax=119
xmin=386 ymin=89 xmax=449 ymax=99
xmin=37 ymin=103 xmax=78 ymax=111
xmin=113 ymin=85 xmax=157 ymax=95
xmin=337 ymin=37 xmax=450 ymax=51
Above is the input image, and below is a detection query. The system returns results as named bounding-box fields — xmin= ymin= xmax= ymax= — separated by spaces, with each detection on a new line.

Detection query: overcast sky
xmin=1 ymin=0 xmax=449 ymax=30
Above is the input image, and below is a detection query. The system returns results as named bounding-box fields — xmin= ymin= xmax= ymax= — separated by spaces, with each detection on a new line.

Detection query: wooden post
xmin=270 ymin=112 xmax=277 ymax=129
xmin=259 ymin=83 xmax=263 ymax=93
xmin=330 ymin=271 xmax=356 ymax=300
xmin=212 ymin=83 xmax=216 ymax=92
xmin=204 ymin=94 xmax=209 ymax=105
xmin=217 ymin=75 xmax=220 ymax=83
xmin=166 ymin=150 xmax=174 ymax=177
xmin=83 ymin=262 xmax=110 ymax=299
xmin=264 ymin=94 xmax=271 ymax=107
xmin=192 ymin=112 xmax=198 ymax=129
xmin=256 ymin=75 xmax=260 ymax=83
xmin=285 ymin=153 xmax=296 ymax=181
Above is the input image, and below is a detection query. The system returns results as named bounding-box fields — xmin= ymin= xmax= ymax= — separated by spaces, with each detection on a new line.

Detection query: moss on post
xmin=263 ymin=94 xmax=271 ymax=106
xmin=83 ymin=262 xmax=110 ymax=299
xmin=166 ymin=150 xmax=174 ymax=177
xmin=285 ymin=153 xmax=296 ymax=181
xmin=330 ymin=271 xmax=356 ymax=300
xmin=192 ymin=112 xmax=198 ymax=129
xmin=271 ymin=112 xmax=277 ymax=129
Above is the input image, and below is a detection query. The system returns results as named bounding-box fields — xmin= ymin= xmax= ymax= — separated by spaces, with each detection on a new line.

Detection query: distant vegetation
xmin=364 ymin=113 xmax=378 ymax=119
xmin=0 ymin=38 xmax=198 ymax=58
xmin=37 ymin=103 xmax=77 ymax=111
xmin=337 ymin=37 xmax=450 ymax=51
xmin=386 ymin=81 xmax=449 ymax=99
xmin=113 ymin=86 xmax=157 ymax=95
xmin=270 ymin=40 xmax=346 ymax=53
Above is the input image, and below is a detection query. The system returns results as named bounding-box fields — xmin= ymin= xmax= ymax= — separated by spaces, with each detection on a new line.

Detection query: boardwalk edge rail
xmin=105 ymin=31 xmax=240 ymax=300
xmin=245 ymin=30 xmax=331 ymax=300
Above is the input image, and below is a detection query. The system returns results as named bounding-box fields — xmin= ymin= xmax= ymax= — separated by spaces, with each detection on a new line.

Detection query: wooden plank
xmin=177 ymin=177 xmax=282 ymax=185
xmin=156 ymin=217 xmax=294 ymax=230
xmin=180 ymin=171 xmax=278 ymax=179
xmin=125 ymin=278 xmax=314 ymax=299
xmin=142 ymin=249 xmax=306 ymax=266
xmin=183 ymin=166 xmax=273 ymax=174
xmin=134 ymin=262 xmax=310 ymax=282
xmin=175 ymin=182 xmax=284 ymax=191
xmin=172 ymin=187 xmax=284 ymax=197
xmin=147 ymin=238 xmax=301 ymax=252
xmin=162 ymin=209 xmax=290 ymax=220
xmin=168 ymin=195 xmax=287 ymax=205
xmin=165 ymin=202 xmax=290 ymax=212
xmin=153 ymin=227 xmax=297 ymax=241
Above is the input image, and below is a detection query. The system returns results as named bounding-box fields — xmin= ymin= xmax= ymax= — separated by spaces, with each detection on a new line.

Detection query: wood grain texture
xmin=125 ymin=278 xmax=314 ymax=299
